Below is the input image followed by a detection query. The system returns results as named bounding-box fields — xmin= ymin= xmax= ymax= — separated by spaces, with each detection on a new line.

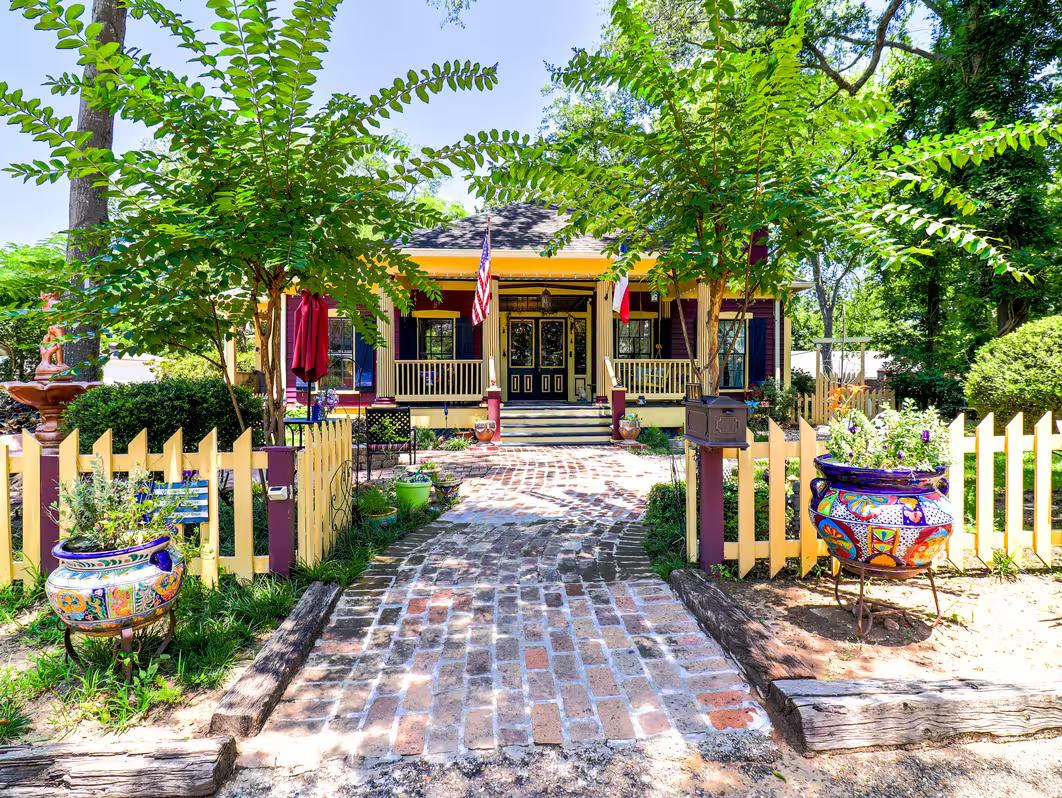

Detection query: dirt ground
xmin=220 ymin=731 xmax=1062 ymax=798
xmin=720 ymin=568 xmax=1062 ymax=681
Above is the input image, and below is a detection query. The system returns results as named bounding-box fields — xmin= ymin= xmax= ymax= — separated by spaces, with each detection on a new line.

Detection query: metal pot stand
xmin=832 ymin=562 xmax=942 ymax=639
xmin=63 ymin=605 xmax=178 ymax=682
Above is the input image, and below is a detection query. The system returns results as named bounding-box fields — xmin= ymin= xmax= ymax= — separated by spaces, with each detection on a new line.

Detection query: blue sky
xmin=0 ymin=0 xmax=605 ymax=244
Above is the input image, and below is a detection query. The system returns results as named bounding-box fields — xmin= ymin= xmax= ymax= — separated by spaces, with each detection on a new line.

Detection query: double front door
xmin=508 ymin=317 xmax=566 ymax=400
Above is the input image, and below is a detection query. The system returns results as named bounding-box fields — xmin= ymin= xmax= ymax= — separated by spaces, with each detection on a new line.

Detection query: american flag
xmin=471 ymin=220 xmax=492 ymax=326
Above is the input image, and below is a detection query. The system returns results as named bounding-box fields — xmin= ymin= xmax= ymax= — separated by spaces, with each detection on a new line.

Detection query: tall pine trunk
xmin=63 ymin=0 xmax=127 ymax=379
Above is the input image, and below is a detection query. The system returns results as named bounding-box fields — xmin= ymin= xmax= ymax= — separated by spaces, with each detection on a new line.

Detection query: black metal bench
xmin=365 ymin=406 xmax=417 ymax=480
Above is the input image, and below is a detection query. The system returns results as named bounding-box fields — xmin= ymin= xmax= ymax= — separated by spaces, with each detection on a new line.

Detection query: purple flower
xmin=849 ymin=424 xmax=858 ymax=434
xmin=897 ymin=450 xmax=906 ymax=461
xmin=921 ymin=429 xmax=931 ymax=443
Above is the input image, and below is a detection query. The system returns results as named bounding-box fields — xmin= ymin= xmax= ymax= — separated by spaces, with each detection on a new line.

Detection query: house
xmin=282 ymin=204 xmax=802 ymax=443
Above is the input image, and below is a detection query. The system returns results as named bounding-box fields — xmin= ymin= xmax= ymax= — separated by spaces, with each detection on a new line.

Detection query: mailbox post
xmin=683 ymin=397 xmax=750 ymax=572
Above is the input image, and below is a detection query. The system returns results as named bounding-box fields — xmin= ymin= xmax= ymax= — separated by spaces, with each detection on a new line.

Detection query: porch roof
xmin=405 ymin=203 xmax=613 ymax=255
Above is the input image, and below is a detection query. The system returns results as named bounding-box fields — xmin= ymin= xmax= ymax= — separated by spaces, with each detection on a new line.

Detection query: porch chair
xmin=364 ymin=406 xmax=418 ymax=480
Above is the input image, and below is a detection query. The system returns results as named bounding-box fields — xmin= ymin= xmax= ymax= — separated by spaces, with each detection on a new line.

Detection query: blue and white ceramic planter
xmin=46 ymin=535 xmax=186 ymax=636
xmin=809 ymin=456 xmax=953 ymax=571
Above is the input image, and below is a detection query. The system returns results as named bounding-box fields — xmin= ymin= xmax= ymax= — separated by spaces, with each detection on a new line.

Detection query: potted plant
xmin=46 ymin=463 xmax=189 ymax=636
xmin=472 ymin=414 xmax=496 ymax=442
xmin=432 ymin=469 xmax=463 ymax=502
xmin=809 ymin=387 xmax=953 ymax=572
xmin=357 ymin=487 xmax=397 ymax=530
xmin=618 ymin=411 xmax=641 ymax=441
xmin=393 ymin=468 xmax=432 ymax=509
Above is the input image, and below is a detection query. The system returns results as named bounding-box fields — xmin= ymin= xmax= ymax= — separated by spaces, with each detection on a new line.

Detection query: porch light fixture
xmin=540 ymin=288 xmax=552 ymax=313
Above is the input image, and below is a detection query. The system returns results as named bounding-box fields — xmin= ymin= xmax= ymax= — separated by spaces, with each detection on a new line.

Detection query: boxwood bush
xmin=62 ymin=379 xmax=264 ymax=451
xmin=966 ymin=316 xmax=1062 ymax=429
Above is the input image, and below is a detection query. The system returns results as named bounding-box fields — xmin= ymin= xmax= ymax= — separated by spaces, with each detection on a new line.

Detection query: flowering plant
xmin=315 ymin=387 xmax=339 ymax=416
xmin=620 ymin=412 xmax=641 ymax=422
xmin=825 ymin=399 xmax=950 ymax=471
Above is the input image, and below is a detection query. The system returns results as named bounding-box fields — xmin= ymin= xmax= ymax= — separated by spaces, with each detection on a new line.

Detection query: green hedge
xmin=62 ymin=379 xmax=264 ymax=452
xmin=966 ymin=316 xmax=1062 ymax=429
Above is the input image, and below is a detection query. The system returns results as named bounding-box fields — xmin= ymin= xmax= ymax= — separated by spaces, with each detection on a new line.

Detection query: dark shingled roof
xmin=405 ymin=203 xmax=613 ymax=253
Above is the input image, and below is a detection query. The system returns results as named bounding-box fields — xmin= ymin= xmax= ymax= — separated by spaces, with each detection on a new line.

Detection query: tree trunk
xmin=253 ymin=288 xmax=286 ymax=446
xmin=810 ymin=251 xmax=833 ymax=377
xmin=63 ymin=0 xmax=127 ymax=380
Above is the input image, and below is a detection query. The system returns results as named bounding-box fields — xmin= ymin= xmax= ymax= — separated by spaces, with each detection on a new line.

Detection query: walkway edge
xmin=669 ymin=568 xmax=817 ymax=697
xmin=210 ymin=581 xmax=342 ymax=738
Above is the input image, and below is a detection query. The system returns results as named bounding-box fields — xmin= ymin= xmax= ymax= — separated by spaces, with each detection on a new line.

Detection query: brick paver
xmin=260 ymin=448 xmax=769 ymax=761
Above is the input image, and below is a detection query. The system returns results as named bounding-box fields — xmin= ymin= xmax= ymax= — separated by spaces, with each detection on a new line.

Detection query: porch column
xmin=376 ymin=293 xmax=396 ymax=402
xmin=482 ymin=277 xmax=500 ymax=394
xmin=696 ymin=281 xmax=710 ymax=392
xmin=594 ymin=280 xmax=614 ymax=402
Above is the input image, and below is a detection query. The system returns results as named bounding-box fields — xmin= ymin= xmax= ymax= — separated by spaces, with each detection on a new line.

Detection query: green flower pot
xmin=394 ymin=479 xmax=431 ymax=509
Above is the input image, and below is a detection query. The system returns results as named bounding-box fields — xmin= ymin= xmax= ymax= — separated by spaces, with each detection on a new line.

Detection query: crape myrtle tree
xmin=0 ymin=0 xmax=523 ymax=443
xmin=474 ymin=0 xmax=1059 ymax=393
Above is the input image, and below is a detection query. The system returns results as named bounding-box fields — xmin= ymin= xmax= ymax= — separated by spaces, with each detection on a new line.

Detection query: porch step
xmin=501 ymin=405 xmax=612 ymax=446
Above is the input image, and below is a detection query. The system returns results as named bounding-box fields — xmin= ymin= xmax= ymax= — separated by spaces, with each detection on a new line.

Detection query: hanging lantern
xmin=540 ymin=288 xmax=553 ymax=313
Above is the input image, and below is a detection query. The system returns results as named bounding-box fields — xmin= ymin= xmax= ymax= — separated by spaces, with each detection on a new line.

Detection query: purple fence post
xmin=698 ymin=447 xmax=725 ymax=570
xmin=39 ymin=453 xmax=60 ymax=574
xmin=265 ymin=446 xmax=297 ymax=576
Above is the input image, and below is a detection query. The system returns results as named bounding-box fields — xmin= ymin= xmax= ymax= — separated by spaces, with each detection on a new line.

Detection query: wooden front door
xmin=507 ymin=317 xmax=567 ymax=400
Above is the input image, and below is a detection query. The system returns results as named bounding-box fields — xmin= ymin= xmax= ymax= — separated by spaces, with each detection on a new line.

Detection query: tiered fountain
xmin=2 ymin=294 xmax=100 ymax=453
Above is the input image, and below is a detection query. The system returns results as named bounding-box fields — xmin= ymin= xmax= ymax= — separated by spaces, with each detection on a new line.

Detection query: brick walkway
xmin=247 ymin=449 xmax=769 ymax=766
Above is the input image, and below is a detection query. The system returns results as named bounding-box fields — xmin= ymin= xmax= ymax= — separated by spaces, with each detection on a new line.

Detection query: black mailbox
xmin=683 ymin=396 xmax=750 ymax=449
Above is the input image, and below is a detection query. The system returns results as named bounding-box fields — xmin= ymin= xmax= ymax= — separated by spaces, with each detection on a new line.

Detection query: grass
xmin=0 ymin=574 xmax=298 ymax=737
xmin=294 ymin=501 xmax=441 ymax=587
xmin=0 ymin=568 xmax=44 ymax=625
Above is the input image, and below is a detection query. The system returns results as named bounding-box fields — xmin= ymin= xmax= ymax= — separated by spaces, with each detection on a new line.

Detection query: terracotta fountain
xmin=2 ymin=293 xmax=100 ymax=453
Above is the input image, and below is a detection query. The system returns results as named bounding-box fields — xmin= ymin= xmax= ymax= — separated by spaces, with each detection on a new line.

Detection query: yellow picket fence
xmin=296 ymin=417 xmax=354 ymax=568
xmin=797 ymin=375 xmax=894 ymax=425
xmin=684 ymin=412 xmax=1062 ymax=578
xmin=0 ymin=427 xmax=271 ymax=588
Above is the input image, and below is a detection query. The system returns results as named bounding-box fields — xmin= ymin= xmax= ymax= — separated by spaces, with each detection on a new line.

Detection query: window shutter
xmin=748 ymin=318 xmax=767 ymax=385
xmin=398 ymin=317 xmax=417 ymax=360
xmin=354 ymin=331 xmax=375 ymax=389
xmin=455 ymin=318 xmax=474 ymax=360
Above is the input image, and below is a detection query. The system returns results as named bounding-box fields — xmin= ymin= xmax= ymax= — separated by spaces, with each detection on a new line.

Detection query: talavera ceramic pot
xmin=809 ymin=456 xmax=953 ymax=571
xmin=46 ymin=535 xmax=186 ymax=636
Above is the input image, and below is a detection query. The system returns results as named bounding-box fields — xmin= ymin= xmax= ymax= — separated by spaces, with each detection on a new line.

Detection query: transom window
xmin=418 ymin=318 xmax=455 ymax=360
xmin=616 ymin=318 xmax=653 ymax=360
xmin=718 ymin=319 xmax=746 ymax=389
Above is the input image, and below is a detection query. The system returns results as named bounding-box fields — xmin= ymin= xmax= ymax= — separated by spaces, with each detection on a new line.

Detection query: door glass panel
xmin=539 ymin=320 xmax=565 ymax=368
xmin=572 ymin=318 xmax=587 ymax=374
xmin=510 ymin=321 xmax=535 ymax=368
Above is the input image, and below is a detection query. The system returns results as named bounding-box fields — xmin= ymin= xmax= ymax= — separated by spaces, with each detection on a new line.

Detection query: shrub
xmin=886 ymin=365 xmax=966 ymax=419
xmin=643 ymin=481 xmax=686 ymax=579
xmin=62 ymin=379 xmax=263 ymax=451
xmin=761 ymin=377 xmax=797 ymax=423
xmin=966 ymin=316 xmax=1062 ymax=429
xmin=439 ymin=435 xmax=472 ymax=451
xmin=151 ymin=351 xmax=257 ymax=381
xmin=638 ymin=426 xmax=670 ymax=454
xmin=790 ymin=368 xmax=815 ymax=397
xmin=415 ymin=427 xmax=438 ymax=450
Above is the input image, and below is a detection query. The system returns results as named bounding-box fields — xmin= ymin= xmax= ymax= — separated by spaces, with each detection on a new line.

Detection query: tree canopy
xmin=0 ymin=0 xmax=520 ymax=441
xmin=481 ymin=0 xmax=1057 ymax=392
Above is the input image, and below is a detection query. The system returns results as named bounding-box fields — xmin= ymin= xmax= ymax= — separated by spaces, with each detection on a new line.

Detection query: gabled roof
xmin=405 ymin=203 xmax=613 ymax=254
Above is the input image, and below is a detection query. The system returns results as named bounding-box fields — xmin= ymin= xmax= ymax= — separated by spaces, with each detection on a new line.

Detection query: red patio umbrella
xmin=291 ymin=290 xmax=330 ymax=419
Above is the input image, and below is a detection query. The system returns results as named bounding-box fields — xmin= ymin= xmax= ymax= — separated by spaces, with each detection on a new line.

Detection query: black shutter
xmin=747 ymin=318 xmax=767 ymax=385
xmin=398 ymin=317 xmax=417 ymax=360
xmin=455 ymin=318 xmax=474 ymax=360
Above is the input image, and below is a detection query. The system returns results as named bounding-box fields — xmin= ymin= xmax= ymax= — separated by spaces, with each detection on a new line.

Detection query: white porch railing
xmin=613 ymin=359 xmax=692 ymax=400
xmin=395 ymin=359 xmax=483 ymax=402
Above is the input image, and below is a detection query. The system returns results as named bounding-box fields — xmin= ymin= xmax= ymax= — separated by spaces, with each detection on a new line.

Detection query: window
xmin=616 ymin=318 xmax=653 ymax=359
xmin=324 ymin=317 xmax=374 ymax=390
xmin=418 ymin=318 xmax=455 ymax=360
xmin=718 ymin=319 xmax=746 ymax=389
